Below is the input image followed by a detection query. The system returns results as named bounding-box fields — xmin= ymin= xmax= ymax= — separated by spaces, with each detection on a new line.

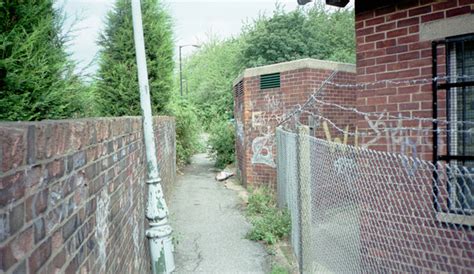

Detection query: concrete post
xmin=131 ymin=0 xmax=174 ymax=273
xmin=297 ymin=125 xmax=312 ymax=273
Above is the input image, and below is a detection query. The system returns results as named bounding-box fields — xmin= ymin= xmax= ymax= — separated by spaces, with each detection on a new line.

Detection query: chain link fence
xmin=276 ymin=127 xmax=474 ymax=273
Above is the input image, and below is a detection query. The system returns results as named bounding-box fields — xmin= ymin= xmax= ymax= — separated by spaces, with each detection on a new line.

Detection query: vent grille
xmin=234 ymin=80 xmax=244 ymax=97
xmin=260 ymin=73 xmax=281 ymax=90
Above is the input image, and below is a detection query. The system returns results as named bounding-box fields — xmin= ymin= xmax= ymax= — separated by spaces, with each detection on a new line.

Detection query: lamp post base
xmin=146 ymin=225 xmax=175 ymax=274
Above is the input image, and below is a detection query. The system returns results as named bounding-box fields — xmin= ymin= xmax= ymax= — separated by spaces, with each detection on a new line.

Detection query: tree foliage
xmin=181 ymin=38 xmax=243 ymax=167
xmin=183 ymin=38 xmax=244 ymax=129
xmin=96 ymin=0 xmax=173 ymax=116
xmin=241 ymin=4 xmax=355 ymax=68
xmin=208 ymin=119 xmax=236 ymax=168
xmin=182 ymin=4 xmax=355 ymax=167
xmin=165 ymin=97 xmax=201 ymax=165
xmin=0 ymin=0 xmax=85 ymax=121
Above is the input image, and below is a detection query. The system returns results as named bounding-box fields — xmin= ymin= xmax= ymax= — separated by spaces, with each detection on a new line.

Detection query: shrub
xmin=246 ymin=187 xmax=275 ymax=215
xmin=208 ymin=119 xmax=235 ymax=168
xmin=246 ymin=188 xmax=291 ymax=245
xmin=165 ymin=98 xmax=201 ymax=166
xmin=271 ymin=265 xmax=290 ymax=274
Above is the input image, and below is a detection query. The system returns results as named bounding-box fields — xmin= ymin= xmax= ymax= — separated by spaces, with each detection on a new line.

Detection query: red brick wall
xmin=355 ymin=0 xmax=474 ymax=158
xmin=234 ymin=81 xmax=247 ymax=186
xmin=0 ymin=117 xmax=176 ymax=273
xmin=355 ymin=1 xmax=474 ymax=272
xmin=234 ymin=64 xmax=356 ymax=188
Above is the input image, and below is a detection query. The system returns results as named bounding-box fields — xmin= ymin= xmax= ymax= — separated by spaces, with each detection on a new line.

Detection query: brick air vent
xmin=235 ymin=80 xmax=244 ymax=97
xmin=260 ymin=73 xmax=281 ymax=90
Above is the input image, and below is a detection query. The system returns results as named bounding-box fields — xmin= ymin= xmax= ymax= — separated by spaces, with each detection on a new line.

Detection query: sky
xmin=62 ymin=0 xmax=303 ymax=75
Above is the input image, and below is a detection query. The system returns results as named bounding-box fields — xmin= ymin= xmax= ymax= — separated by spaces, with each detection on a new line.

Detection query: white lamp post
xmin=131 ymin=0 xmax=174 ymax=273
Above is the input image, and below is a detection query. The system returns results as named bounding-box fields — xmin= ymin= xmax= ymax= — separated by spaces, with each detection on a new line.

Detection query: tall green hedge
xmin=0 ymin=0 xmax=85 ymax=121
xmin=96 ymin=0 xmax=174 ymax=116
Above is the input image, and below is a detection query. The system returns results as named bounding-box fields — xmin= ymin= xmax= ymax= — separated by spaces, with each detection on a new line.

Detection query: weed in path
xmin=270 ymin=265 xmax=290 ymax=274
xmin=245 ymin=188 xmax=291 ymax=245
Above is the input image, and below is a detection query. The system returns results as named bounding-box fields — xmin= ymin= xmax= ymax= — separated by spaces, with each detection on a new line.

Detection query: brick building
xmin=233 ymin=58 xmax=355 ymax=188
xmin=350 ymin=0 xmax=472 ymax=160
xmin=234 ymin=0 xmax=474 ymax=272
xmin=319 ymin=0 xmax=474 ymax=272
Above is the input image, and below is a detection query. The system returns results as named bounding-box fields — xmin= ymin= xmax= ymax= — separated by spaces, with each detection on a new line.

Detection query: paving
xmin=169 ymin=153 xmax=270 ymax=273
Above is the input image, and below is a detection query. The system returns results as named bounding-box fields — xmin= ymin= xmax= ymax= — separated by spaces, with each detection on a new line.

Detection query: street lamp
xmin=179 ymin=44 xmax=200 ymax=97
xmin=131 ymin=0 xmax=174 ymax=272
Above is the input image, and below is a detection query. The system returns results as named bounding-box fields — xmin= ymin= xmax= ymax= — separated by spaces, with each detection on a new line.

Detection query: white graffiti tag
xmin=251 ymin=133 xmax=276 ymax=167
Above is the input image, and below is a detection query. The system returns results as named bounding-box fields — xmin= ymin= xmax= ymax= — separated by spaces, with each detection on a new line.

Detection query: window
xmin=433 ymin=34 xmax=474 ymax=219
xmin=446 ymin=35 xmax=474 ymax=213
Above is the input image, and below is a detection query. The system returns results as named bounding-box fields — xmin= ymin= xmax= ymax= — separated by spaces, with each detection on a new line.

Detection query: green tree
xmin=240 ymin=4 xmax=355 ymax=68
xmin=0 ymin=0 xmax=85 ymax=121
xmin=175 ymin=4 xmax=355 ymax=167
xmin=183 ymin=37 xmax=244 ymax=129
xmin=96 ymin=0 xmax=173 ymax=116
xmin=180 ymin=37 xmax=243 ymax=167
xmin=165 ymin=97 xmax=201 ymax=165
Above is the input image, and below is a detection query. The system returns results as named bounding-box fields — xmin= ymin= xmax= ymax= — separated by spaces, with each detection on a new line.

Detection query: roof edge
xmin=232 ymin=58 xmax=355 ymax=87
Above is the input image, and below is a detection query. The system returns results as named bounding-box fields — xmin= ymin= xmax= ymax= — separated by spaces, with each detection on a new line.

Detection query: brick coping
xmin=0 ymin=116 xmax=175 ymax=126
xmin=233 ymin=58 xmax=356 ymax=87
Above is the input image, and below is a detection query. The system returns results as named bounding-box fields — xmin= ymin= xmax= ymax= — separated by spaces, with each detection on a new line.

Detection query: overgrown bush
xmin=183 ymin=38 xmax=244 ymax=130
xmin=271 ymin=265 xmax=289 ymax=274
xmin=208 ymin=119 xmax=235 ymax=169
xmin=246 ymin=188 xmax=291 ymax=245
xmin=165 ymin=98 xmax=201 ymax=166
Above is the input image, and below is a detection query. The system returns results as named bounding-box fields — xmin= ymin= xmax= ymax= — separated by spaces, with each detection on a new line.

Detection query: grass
xmin=245 ymin=187 xmax=291 ymax=245
xmin=270 ymin=265 xmax=290 ymax=274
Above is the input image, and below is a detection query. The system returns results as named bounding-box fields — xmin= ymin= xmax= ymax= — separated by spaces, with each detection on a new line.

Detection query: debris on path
xmin=215 ymin=170 xmax=234 ymax=181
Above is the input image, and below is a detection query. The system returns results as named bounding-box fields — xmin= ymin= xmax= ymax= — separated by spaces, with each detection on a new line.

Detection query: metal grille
xmin=260 ymin=73 xmax=281 ymax=90
xmin=234 ymin=80 xmax=244 ymax=97
xmin=276 ymin=127 xmax=474 ymax=273
xmin=434 ymin=34 xmax=474 ymax=214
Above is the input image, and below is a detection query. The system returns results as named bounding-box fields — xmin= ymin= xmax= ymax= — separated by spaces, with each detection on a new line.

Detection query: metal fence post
xmin=276 ymin=128 xmax=285 ymax=208
xmin=297 ymin=125 xmax=311 ymax=273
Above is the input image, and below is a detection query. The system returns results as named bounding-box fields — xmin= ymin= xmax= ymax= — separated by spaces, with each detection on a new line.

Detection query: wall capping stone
xmin=0 ymin=116 xmax=176 ymax=273
xmin=420 ymin=14 xmax=474 ymax=41
xmin=233 ymin=58 xmax=356 ymax=87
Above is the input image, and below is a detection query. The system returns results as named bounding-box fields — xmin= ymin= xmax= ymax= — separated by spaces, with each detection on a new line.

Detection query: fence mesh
xmin=276 ymin=127 xmax=474 ymax=273
xmin=276 ymin=130 xmax=301 ymax=262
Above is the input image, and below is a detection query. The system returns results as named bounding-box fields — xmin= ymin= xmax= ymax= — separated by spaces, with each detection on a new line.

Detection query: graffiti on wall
xmin=364 ymin=113 xmax=438 ymax=153
xmin=322 ymin=120 xmax=358 ymax=147
xmin=362 ymin=113 xmax=440 ymax=174
xmin=96 ymin=188 xmax=110 ymax=271
xmin=250 ymin=95 xmax=286 ymax=167
xmin=235 ymin=102 xmax=244 ymax=143
xmin=318 ymin=111 xmax=437 ymax=175
xmin=251 ymin=132 xmax=276 ymax=167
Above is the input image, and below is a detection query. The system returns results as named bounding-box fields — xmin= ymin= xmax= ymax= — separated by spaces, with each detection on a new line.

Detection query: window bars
xmin=433 ymin=34 xmax=474 ymax=215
